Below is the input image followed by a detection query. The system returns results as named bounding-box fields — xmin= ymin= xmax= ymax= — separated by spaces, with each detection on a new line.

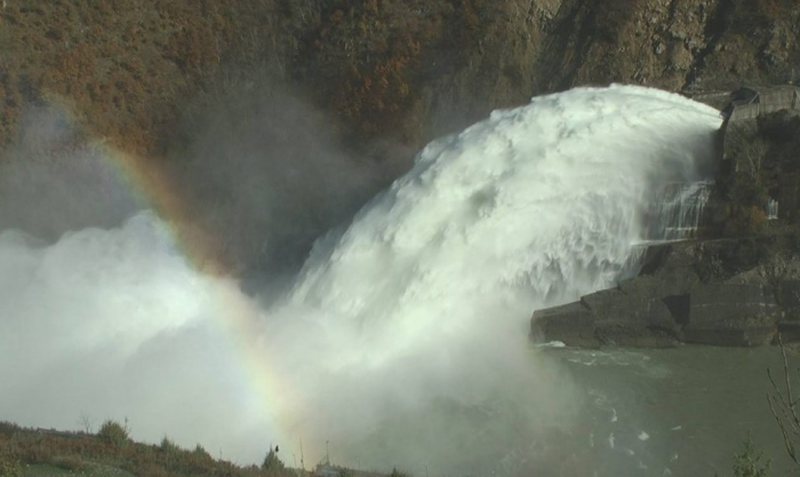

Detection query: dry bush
xmin=0 ymin=449 xmax=23 ymax=477
xmin=97 ymin=420 xmax=129 ymax=448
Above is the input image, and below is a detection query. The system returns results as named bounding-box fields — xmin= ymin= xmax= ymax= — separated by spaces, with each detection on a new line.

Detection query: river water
xmin=543 ymin=344 xmax=799 ymax=476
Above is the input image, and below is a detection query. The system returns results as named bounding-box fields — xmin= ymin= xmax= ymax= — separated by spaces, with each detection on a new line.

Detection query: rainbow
xmin=92 ymin=141 xmax=308 ymax=463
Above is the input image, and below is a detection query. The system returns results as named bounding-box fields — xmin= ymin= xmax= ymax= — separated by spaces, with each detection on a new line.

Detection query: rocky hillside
xmin=536 ymin=0 xmax=799 ymax=94
xmin=1 ymin=0 xmax=798 ymax=159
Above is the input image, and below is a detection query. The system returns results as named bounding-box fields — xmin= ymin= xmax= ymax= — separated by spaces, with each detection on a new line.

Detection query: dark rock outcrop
xmin=703 ymin=86 xmax=800 ymax=236
xmin=532 ymin=237 xmax=800 ymax=347
xmin=530 ymin=301 xmax=597 ymax=347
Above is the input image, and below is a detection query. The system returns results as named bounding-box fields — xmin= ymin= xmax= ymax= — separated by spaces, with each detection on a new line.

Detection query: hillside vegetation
xmin=1 ymin=0 xmax=798 ymax=160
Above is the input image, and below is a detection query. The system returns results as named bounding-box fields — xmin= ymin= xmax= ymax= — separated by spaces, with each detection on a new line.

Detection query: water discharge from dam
xmin=645 ymin=180 xmax=714 ymax=242
xmin=6 ymin=85 xmax=784 ymax=475
xmin=267 ymin=86 xmax=722 ymax=474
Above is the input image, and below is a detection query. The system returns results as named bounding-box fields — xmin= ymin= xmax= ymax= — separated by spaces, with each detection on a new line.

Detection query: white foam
xmin=537 ymin=340 xmax=567 ymax=348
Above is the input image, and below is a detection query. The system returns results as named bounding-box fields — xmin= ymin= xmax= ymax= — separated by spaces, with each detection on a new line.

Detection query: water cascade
xmin=268 ymin=85 xmax=723 ymax=473
xmin=768 ymin=198 xmax=779 ymax=220
xmin=644 ymin=180 xmax=714 ymax=241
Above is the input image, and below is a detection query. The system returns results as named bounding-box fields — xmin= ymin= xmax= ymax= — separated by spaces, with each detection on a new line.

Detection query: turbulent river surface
xmin=545 ymin=345 xmax=799 ymax=477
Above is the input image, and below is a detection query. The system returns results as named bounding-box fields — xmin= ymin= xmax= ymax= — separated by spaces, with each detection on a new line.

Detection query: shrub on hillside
xmin=97 ymin=420 xmax=129 ymax=447
xmin=160 ymin=436 xmax=182 ymax=463
xmin=261 ymin=446 xmax=285 ymax=474
xmin=0 ymin=451 xmax=23 ymax=477
xmin=732 ymin=436 xmax=771 ymax=477
xmin=389 ymin=468 xmax=410 ymax=477
xmin=50 ymin=455 xmax=89 ymax=472
xmin=193 ymin=443 xmax=212 ymax=459
xmin=0 ymin=422 xmax=21 ymax=435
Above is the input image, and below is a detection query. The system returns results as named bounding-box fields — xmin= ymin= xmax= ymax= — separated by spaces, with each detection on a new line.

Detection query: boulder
xmin=531 ymin=302 xmax=598 ymax=348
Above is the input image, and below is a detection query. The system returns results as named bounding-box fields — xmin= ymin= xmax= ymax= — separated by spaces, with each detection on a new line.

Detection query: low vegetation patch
xmin=0 ymin=421 xmax=294 ymax=477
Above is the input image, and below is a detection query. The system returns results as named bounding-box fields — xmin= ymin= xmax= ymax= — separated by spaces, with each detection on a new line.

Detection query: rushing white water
xmin=282 ymin=85 xmax=720 ymax=348
xmin=768 ymin=198 xmax=779 ymax=220
xmin=644 ymin=180 xmax=713 ymax=241
xmin=0 ymin=85 xmax=723 ymax=475
xmin=264 ymin=85 xmax=722 ymax=473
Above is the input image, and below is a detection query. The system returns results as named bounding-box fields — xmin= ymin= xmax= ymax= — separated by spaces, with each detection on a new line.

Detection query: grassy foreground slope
xmin=0 ymin=420 xmax=291 ymax=477
xmin=0 ymin=421 xmax=394 ymax=477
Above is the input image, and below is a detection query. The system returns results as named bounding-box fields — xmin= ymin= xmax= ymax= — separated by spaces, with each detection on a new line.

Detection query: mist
xmin=0 ymin=210 xmax=276 ymax=460
xmin=0 ymin=85 xmax=722 ymax=475
xmin=0 ymin=106 xmax=143 ymax=240
xmin=163 ymin=79 xmax=397 ymax=292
